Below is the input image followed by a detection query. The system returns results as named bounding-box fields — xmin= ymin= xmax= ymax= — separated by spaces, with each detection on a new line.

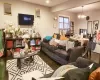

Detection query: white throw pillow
xmin=55 ymin=39 xmax=60 ymax=43
xmin=59 ymin=40 xmax=68 ymax=46
xmin=66 ymin=41 xmax=75 ymax=51
xmin=49 ymin=38 xmax=55 ymax=45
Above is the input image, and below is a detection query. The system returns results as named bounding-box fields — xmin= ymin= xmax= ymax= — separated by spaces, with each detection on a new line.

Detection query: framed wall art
xmin=4 ymin=3 xmax=12 ymax=15
xmin=35 ymin=8 xmax=40 ymax=18
xmin=93 ymin=20 xmax=99 ymax=31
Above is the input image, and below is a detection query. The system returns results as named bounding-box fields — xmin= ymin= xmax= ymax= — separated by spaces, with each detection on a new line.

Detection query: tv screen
xmin=18 ymin=14 xmax=34 ymax=25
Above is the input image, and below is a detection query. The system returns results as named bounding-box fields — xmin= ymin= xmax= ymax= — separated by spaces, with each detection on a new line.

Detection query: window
xmin=59 ymin=16 xmax=70 ymax=30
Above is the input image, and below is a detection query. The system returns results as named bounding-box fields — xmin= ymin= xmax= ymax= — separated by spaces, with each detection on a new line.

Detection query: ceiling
xmin=67 ymin=1 xmax=100 ymax=13
xmin=20 ymin=0 xmax=68 ymax=7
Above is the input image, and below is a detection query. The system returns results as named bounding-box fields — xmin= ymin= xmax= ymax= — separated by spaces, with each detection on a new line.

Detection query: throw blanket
xmin=63 ymin=67 xmax=90 ymax=80
xmin=51 ymin=65 xmax=78 ymax=77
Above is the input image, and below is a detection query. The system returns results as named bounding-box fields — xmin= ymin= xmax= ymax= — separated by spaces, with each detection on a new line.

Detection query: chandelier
xmin=78 ymin=6 xmax=86 ymax=19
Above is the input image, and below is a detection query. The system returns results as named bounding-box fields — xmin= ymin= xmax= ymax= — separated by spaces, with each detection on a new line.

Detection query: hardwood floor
xmin=91 ymin=52 xmax=100 ymax=63
xmin=38 ymin=51 xmax=61 ymax=70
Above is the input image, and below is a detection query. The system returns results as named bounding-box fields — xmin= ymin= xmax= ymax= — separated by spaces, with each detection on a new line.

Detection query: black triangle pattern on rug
xmin=6 ymin=55 xmax=54 ymax=80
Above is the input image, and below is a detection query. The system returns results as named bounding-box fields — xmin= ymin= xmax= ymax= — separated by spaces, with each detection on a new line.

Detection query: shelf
xmin=7 ymin=46 xmax=25 ymax=49
xmin=5 ymin=37 xmax=41 ymax=57
xmin=15 ymin=46 xmax=25 ymax=48
xmin=5 ymin=37 xmax=41 ymax=40
xmin=7 ymin=47 xmax=14 ymax=50
xmin=30 ymin=45 xmax=41 ymax=47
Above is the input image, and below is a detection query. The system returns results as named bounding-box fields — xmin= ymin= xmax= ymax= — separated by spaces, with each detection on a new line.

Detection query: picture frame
xmin=93 ymin=20 xmax=99 ymax=31
xmin=35 ymin=8 xmax=40 ymax=18
xmin=4 ymin=3 xmax=12 ymax=15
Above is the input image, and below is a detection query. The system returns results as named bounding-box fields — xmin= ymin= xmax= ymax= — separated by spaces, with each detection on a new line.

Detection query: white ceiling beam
xmin=51 ymin=0 xmax=100 ymax=12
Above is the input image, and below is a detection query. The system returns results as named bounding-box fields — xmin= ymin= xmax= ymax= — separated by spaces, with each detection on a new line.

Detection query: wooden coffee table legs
xmin=17 ymin=58 xmax=21 ymax=69
xmin=17 ymin=56 xmax=35 ymax=69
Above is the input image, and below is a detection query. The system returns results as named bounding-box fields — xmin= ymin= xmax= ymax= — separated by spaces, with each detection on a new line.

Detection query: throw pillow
xmin=66 ymin=41 xmax=75 ymax=51
xmin=60 ymin=35 xmax=68 ymax=40
xmin=53 ymin=33 xmax=57 ymax=39
xmin=49 ymin=38 xmax=58 ymax=46
xmin=88 ymin=67 xmax=100 ymax=80
xmin=59 ymin=40 xmax=67 ymax=46
xmin=45 ymin=36 xmax=52 ymax=41
xmin=55 ymin=39 xmax=60 ymax=43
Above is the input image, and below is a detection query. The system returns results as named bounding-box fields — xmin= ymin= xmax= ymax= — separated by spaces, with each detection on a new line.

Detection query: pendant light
xmin=78 ymin=6 xmax=86 ymax=19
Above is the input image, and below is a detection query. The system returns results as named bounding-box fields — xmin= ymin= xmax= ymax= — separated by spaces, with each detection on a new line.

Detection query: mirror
xmin=4 ymin=3 xmax=12 ymax=15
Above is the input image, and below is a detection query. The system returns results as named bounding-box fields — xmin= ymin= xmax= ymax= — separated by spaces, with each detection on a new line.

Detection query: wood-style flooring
xmin=0 ymin=51 xmax=99 ymax=80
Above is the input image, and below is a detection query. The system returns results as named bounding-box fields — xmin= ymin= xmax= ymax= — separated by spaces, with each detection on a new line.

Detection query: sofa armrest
xmin=68 ymin=46 xmax=85 ymax=63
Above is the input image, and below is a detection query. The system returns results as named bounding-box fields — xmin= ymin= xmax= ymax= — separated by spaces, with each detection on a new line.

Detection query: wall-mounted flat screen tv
xmin=18 ymin=13 xmax=34 ymax=25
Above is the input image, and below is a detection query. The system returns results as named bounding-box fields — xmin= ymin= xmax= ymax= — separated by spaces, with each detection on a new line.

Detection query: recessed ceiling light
xmin=46 ymin=0 xmax=50 ymax=4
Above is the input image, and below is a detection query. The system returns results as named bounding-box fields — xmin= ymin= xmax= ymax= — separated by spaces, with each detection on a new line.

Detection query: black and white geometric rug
xmin=6 ymin=55 xmax=54 ymax=80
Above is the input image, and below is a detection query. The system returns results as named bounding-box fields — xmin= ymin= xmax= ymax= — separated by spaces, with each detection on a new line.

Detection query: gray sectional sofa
xmin=41 ymin=41 xmax=85 ymax=65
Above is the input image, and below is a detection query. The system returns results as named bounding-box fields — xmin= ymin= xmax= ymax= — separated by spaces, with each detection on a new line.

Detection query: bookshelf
xmin=5 ymin=37 xmax=41 ymax=57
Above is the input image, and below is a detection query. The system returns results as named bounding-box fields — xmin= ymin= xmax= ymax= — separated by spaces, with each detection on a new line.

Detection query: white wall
xmin=76 ymin=10 xmax=100 ymax=34
xmin=0 ymin=0 xmax=77 ymax=37
xmin=0 ymin=0 xmax=58 ymax=38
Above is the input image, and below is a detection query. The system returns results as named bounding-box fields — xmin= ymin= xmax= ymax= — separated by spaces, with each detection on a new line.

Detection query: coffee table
xmin=13 ymin=51 xmax=39 ymax=69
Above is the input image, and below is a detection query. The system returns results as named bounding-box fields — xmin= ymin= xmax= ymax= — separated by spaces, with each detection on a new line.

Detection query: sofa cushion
xmin=58 ymin=45 xmax=66 ymax=50
xmin=55 ymin=49 xmax=69 ymax=60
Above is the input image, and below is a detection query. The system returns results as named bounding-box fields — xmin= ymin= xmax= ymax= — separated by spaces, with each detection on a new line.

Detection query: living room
xmin=0 ymin=0 xmax=100 ymax=80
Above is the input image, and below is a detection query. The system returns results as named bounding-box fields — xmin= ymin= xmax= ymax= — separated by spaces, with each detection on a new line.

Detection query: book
xmin=30 ymin=40 xmax=35 ymax=45
xmin=7 ymin=41 xmax=13 ymax=48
